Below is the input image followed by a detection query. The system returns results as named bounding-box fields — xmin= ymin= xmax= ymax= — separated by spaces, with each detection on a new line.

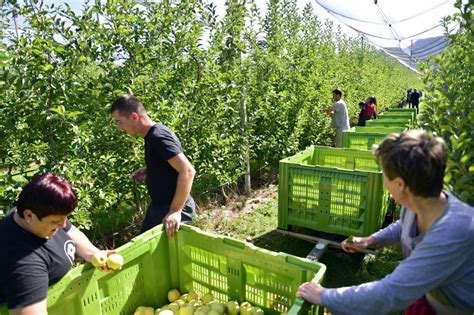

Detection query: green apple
xmin=168 ymin=289 xmax=181 ymax=302
xmin=252 ymin=307 xmax=264 ymax=315
xmin=240 ymin=302 xmax=253 ymax=315
xmin=168 ymin=302 xmax=179 ymax=313
xmin=226 ymin=301 xmax=240 ymax=315
xmin=90 ymin=252 xmax=107 ymax=268
xmin=199 ymin=305 xmax=210 ymax=314
xmin=106 ymin=254 xmax=124 ymax=270
xmin=207 ymin=311 xmax=220 ymax=315
xmin=186 ymin=291 xmax=199 ymax=302
xmin=202 ymin=292 xmax=214 ymax=305
xmin=210 ymin=302 xmax=225 ymax=314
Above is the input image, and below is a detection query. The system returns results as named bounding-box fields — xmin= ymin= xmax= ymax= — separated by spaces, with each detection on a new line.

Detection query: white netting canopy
xmin=314 ymin=0 xmax=459 ymax=70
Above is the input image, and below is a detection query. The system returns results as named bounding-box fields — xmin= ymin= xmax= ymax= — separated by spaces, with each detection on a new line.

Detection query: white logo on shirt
xmin=64 ymin=240 xmax=75 ymax=265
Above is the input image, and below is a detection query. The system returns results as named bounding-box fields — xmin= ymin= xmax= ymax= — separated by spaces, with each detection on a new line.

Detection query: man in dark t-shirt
xmin=110 ymin=95 xmax=196 ymax=236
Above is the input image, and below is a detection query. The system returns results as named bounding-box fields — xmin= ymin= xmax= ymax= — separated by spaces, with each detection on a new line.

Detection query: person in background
xmin=110 ymin=94 xmax=196 ymax=237
xmin=406 ymin=89 xmax=412 ymax=108
xmin=364 ymin=95 xmax=378 ymax=120
xmin=0 ymin=173 xmax=116 ymax=315
xmin=325 ymin=88 xmax=350 ymax=147
xmin=410 ymin=89 xmax=421 ymax=109
xmin=296 ymin=130 xmax=474 ymax=315
xmin=357 ymin=101 xmax=368 ymax=126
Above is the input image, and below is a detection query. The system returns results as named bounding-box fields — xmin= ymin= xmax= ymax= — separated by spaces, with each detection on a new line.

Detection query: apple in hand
xmin=90 ymin=252 xmax=108 ymax=268
xmin=106 ymin=253 xmax=124 ymax=270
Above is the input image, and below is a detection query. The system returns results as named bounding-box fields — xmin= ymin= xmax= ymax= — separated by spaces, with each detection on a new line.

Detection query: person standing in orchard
xmin=110 ymin=94 xmax=196 ymax=237
xmin=325 ymin=88 xmax=350 ymax=147
xmin=296 ymin=130 xmax=474 ymax=314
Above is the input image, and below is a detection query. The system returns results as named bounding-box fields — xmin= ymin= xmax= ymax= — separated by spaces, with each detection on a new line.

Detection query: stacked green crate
xmin=0 ymin=225 xmax=326 ymax=315
xmin=387 ymin=107 xmax=418 ymax=115
xmin=354 ymin=126 xmax=406 ymax=133
xmin=278 ymin=146 xmax=390 ymax=237
xmin=378 ymin=111 xmax=415 ymax=124
xmin=342 ymin=130 xmax=388 ymax=150
xmin=365 ymin=118 xmax=411 ymax=128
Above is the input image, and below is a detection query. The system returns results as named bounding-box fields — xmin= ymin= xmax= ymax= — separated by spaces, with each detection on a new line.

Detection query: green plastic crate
xmin=387 ymin=108 xmax=418 ymax=115
xmin=354 ymin=126 xmax=406 ymax=133
xmin=378 ymin=112 xmax=415 ymax=124
xmin=365 ymin=119 xmax=411 ymax=128
xmin=0 ymin=225 xmax=325 ymax=315
xmin=278 ymin=147 xmax=390 ymax=237
xmin=342 ymin=131 xmax=388 ymax=150
xmin=308 ymin=145 xmax=380 ymax=172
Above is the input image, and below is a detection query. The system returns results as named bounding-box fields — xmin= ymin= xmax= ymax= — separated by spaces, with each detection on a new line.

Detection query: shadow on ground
xmin=250 ymin=228 xmax=398 ymax=289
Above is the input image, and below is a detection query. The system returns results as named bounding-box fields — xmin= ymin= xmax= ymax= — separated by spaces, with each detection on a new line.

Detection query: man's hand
xmin=163 ymin=211 xmax=182 ymax=238
xmin=130 ymin=167 xmax=146 ymax=183
xmin=296 ymin=282 xmax=325 ymax=305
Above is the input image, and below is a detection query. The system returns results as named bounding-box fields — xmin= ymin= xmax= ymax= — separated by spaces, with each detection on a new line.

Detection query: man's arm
xmin=163 ymin=153 xmax=195 ymax=237
xmin=9 ymin=300 xmax=47 ymax=315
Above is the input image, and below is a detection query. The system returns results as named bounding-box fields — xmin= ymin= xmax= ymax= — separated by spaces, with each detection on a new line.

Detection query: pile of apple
xmin=133 ymin=289 xmax=265 ymax=315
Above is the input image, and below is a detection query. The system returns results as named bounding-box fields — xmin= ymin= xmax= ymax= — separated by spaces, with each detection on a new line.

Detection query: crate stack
xmin=278 ymin=107 xmax=418 ymax=238
xmin=343 ymin=108 xmax=417 ymax=150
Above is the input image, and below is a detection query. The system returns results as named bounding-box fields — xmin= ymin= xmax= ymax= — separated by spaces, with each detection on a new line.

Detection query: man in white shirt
xmin=325 ymin=88 xmax=350 ymax=147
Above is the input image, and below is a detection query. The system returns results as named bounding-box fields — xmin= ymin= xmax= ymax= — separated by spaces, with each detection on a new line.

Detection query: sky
xmin=5 ymin=0 xmax=457 ymax=70
xmin=15 ymin=0 xmax=358 ymax=36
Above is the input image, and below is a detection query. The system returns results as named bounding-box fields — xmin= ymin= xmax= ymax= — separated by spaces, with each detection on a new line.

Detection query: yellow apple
xmin=202 ymin=292 xmax=214 ymax=305
xmin=178 ymin=305 xmax=194 ymax=315
xmin=186 ymin=291 xmax=199 ymax=302
xmin=106 ymin=254 xmax=124 ymax=270
xmin=176 ymin=300 xmax=185 ymax=307
xmin=90 ymin=252 xmax=107 ymax=268
xmin=240 ymin=302 xmax=253 ymax=315
xmin=143 ymin=307 xmax=155 ymax=315
xmin=158 ymin=310 xmax=174 ymax=315
xmin=226 ymin=301 xmax=240 ymax=315
xmin=207 ymin=311 xmax=220 ymax=315
xmin=134 ymin=306 xmax=146 ymax=315
xmin=168 ymin=289 xmax=181 ymax=302
xmin=154 ymin=308 xmax=161 ymax=315
xmin=252 ymin=307 xmax=264 ymax=315
xmin=168 ymin=302 xmax=180 ymax=313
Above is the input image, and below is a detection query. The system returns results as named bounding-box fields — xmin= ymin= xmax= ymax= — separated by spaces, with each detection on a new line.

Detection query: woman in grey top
xmin=297 ymin=130 xmax=474 ymax=315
